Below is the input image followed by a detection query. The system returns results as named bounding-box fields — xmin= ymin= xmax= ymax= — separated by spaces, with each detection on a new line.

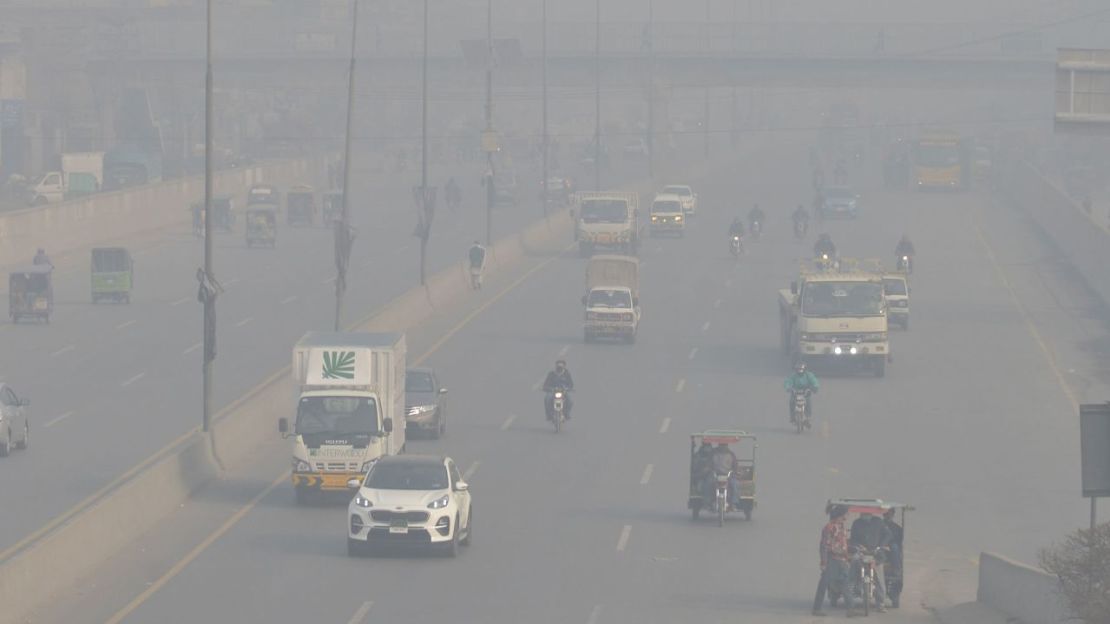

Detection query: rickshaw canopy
xmin=91 ymin=247 xmax=132 ymax=272
xmin=827 ymin=498 xmax=914 ymax=515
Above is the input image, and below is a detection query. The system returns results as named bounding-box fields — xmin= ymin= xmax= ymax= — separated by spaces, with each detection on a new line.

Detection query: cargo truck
xmin=582 ymin=255 xmax=641 ymax=343
xmin=779 ymin=259 xmax=890 ymax=377
xmin=26 ymin=152 xmax=104 ymax=205
xmin=574 ymin=191 xmax=640 ymax=257
xmin=279 ymin=331 xmax=406 ymax=503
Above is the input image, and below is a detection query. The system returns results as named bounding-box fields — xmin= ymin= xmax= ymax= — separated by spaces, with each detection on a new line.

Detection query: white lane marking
xmin=280 ymin=295 xmax=298 ymax=305
xmin=640 ymin=464 xmax=654 ymax=485
xmin=235 ymin=317 xmax=254 ymax=327
xmin=346 ymin=601 xmax=374 ymax=624
xmin=170 ymin=296 xmax=191 ymax=306
xmin=183 ymin=342 xmax=202 ymax=355
xmin=659 ymin=417 xmax=671 ymax=434
xmin=44 ymin=411 xmax=74 ymax=428
xmin=224 ymin=277 xmax=241 ymax=286
xmin=675 ymin=378 xmax=686 ymax=393
xmin=115 ymin=319 xmax=137 ymax=330
xmin=616 ymin=525 xmax=632 ymax=552
xmin=50 ymin=344 xmax=75 ymax=357
xmin=501 ymin=414 xmax=516 ymax=431
xmin=462 ymin=461 xmax=481 ymax=481
xmin=701 ymin=321 xmax=710 ymax=332
xmin=396 ymin=244 xmax=410 ymax=254
xmin=688 ymin=347 xmax=698 ymax=360
xmin=713 ymin=298 xmax=722 ymax=309
xmin=587 ymin=605 xmax=603 ymax=624
xmin=120 ymin=372 xmax=146 ymax=388
xmin=558 ymin=345 xmax=570 ymax=357
xmin=324 ymin=275 xmax=337 ymax=284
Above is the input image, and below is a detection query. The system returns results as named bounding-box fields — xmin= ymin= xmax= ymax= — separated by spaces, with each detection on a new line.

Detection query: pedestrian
xmin=468 ymin=241 xmax=486 ymax=290
xmin=813 ymin=503 xmax=853 ymax=617
xmin=883 ymin=508 xmax=905 ymax=608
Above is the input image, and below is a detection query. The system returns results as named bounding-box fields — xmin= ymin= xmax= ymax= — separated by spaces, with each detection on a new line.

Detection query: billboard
xmin=1055 ymin=48 xmax=1110 ymax=134
xmin=1080 ymin=403 xmax=1110 ymax=498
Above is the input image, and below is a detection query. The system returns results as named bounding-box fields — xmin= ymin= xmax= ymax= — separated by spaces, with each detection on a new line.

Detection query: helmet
xmin=555 ymin=359 xmax=566 ymax=369
xmin=794 ymin=361 xmax=807 ymax=373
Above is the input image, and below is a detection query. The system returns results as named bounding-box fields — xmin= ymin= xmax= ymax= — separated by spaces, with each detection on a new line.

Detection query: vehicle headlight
xmin=674 ymin=215 xmax=683 ymax=222
xmin=622 ymin=313 xmax=634 ymax=322
xmin=360 ymin=460 xmax=377 ymax=473
xmin=651 ymin=215 xmax=659 ymax=222
xmin=353 ymin=495 xmax=373 ymax=508
xmin=427 ymin=494 xmax=451 ymax=510
xmin=407 ymin=404 xmax=437 ymax=417
xmin=292 ymin=459 xmax=312 ymax=473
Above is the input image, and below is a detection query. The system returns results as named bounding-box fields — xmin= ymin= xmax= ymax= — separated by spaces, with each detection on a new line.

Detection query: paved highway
xmin=0 ymin=154 xmax=585 ymax=557
xmin=29 ymin=130 xmax=1100 ymax=623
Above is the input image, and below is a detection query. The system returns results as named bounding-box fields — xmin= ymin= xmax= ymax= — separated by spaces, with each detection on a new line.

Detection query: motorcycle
xmin=546 ymin=387 xmax=569 ymax=433
xmin=713 ymin=471 xmax=732 ymax=527
xmin=897 ymin=255 xmax=913 ymax=274
xmin=793 ymin=219 xmax=807 ymax=240
xmin=852 ymin=547 xmax=886 ymax=616
xmin=791 ymin=389 xmax=812 ymax=433
xmin=730 ymin=235 xmax=744 ymax=258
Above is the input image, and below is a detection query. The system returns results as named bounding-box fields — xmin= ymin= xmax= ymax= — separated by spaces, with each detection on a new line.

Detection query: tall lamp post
xmin=199 ymin=0 xmax=218 ymax=433
xmin=416 ymin=0 xmax=435 ymax=285
xmin=484 ymin=0 xmax=495 ymax=245
xmin=541 ymin=0 xmax=548 ymax=218
xmin=647 ymin=0 xmax=654 ymax=182
xmin=593 ymin=0 xmax=601 ymax=191
xmin=334 ymin=0 xmax=359 ymax=330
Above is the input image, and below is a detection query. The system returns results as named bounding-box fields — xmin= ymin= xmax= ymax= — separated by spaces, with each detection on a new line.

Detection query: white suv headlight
xmin=427 ymin=494 xmax=451 ymax=510
xmin=353 ymin=495 xmax=373 ymax=508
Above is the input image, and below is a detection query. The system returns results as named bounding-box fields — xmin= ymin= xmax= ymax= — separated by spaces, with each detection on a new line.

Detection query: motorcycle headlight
xmin=292 ymin=459 xmax=312 ymax=473
xmin=554 ymin=391 xmax=564 ymax=399
xmin=353 ymin=495 xmax=373 ymax=508
xmin=733 ymin=236 xmax=740 ymax=242
xmin=427 ymin=494 xmax=451 ymax=510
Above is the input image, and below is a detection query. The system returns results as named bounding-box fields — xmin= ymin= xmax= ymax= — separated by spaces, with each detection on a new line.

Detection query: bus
xmin=911 ymin=135 xmax=969 ymax=190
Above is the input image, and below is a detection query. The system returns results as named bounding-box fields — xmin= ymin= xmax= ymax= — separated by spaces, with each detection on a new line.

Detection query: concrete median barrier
xmin=0 ymin=158 xmax=322 ymax=271
xmin=976 ymin=552 xmax=1065 ymax=624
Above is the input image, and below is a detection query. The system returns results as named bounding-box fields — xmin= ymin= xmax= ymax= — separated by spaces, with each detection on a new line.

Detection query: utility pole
xmin=703 ymin=86 xmax=710 ymax=159
xmin=200 ymin=0 xmax=216 ymax=433
xmin=594 ymin=0 xmax=601 ymax=191
xmin=647 ymin=0 xmax=654 ymax=182
xmin=334 ymin=0 xmax=359 ymax=330
xmin=484 ymin=0 xmax=495 ymax=245
xmin=417 ymin=0 xmax=434 ymax=285
xmin=541 ymin=0 xmax=548 ymax=218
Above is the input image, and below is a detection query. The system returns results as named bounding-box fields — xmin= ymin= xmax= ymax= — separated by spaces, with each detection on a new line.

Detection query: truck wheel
xmin=15 ymin=421 xmax=28 ymax=450
xmin=0 ymin=433 xmax=9 ymax=457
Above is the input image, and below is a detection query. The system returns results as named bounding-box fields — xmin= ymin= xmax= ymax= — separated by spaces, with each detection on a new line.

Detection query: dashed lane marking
xmin=616 ymin=525 xmax=632 ymax=552
xmin=462 ymin=461 xmax=481 ymax=481
xmin=281 ymin=295 xmax=298 ymax=305
xmin=675 ymin=378 xmax=686 ymax=393
xmin=44 ymin=411 xmax=74 ymax=428
xmin=659 ymin=417 xmax=671 ymax=434
xmin=115 ymin=319 xmax=137 ymax=330
xmin=558 ymin=345 xmax=570 ymax=357
xmin=640 ymin=464 xmax=654 ymax=485
xmin=346 ymin=601 xmax=374 ymax=624
xmin=501 ymin=414 xmax=516 ymax=431
xmin=701 ymin=321 xmax=710 ymax=332
xmin=587 ymin=605 xmax=603 ymax=624
xmin=120 ymin=372 xmax=146 ymax=388
xmin=688 ymin=347 xmax=698 ymax=360
xmin=235 ymin=317 xmax=253 ymax=327
xmin=183 ymin=342 xmax=202 ymax=355
xmin=170 ymin=296 xmax=191 ymax=306
xmin=713 ymin=298 xmax=722 ymax=309
xmin=50 ymin=345 xmax=75 ymax=357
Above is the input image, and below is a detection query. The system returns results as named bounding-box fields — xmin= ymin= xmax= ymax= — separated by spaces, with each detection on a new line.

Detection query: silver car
xmin=0 ymin=383 xmax=30 ymax=456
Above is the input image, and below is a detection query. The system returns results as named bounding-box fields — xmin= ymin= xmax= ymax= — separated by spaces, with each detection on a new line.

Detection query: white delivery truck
xmin=280 ymin=331 xmax=406 ymax=503
xmin=574 ymin=191 xmax=640 ymax=257
xmin=27 ymin=152 xmax=104 ymax=205
xmin=582 ymin=254 xmax=641 ymax=344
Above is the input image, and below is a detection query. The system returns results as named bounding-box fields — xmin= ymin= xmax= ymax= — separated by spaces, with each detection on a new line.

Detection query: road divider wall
xmin=976 ymin=552 xmax=1065 ymax=624
xmin=0 ymin=158 xmax=322 ymax=270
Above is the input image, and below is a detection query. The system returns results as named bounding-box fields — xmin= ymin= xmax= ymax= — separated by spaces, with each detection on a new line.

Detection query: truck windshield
xmin=652 ymin=200 xmax=682 ymax=213
xmin=581 ymin=199 xmax=628 ymax=223
xmin=366 ymin=462 xmax=449 ymax=490
xmin=914 ymin=143 xmax=960 ymax=167
xmin=882 ymin=278 xmax=907 ymax=296
xmin=295 ymin=396 xmax=378 ymax=437
xmin=802 ymin=282 xmax=884 ymax=317
xmin=588 ymin=289 xmax=632 ymax=308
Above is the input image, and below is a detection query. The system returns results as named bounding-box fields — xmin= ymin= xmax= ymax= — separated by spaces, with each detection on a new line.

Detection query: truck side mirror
xmin=382 ymin=419 xmax=394 ymax=434
xmin=790 ymin=281 xmax=798 ymax=295
xmin=581 ymin=295 xmax=588 ymax=306
xmin=278 ymin=417 xmax=289 ymax=435
xmin=439 ymin=388 xmax=449 ymax=395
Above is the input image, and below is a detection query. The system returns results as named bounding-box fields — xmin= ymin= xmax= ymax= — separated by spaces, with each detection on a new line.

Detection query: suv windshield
xmin=580 ymin=199 xmax=628 ymax=223
xmin=406 ymin=371 xmax=435 ymax=393
xmin=883 ymin=278 xmax=907 ymax=296
xmin=366 ymin=462 xmax=449 ymax=490
xmin=801 ymin=282 xmax=884 ymax=317
xmin=588 ymin=289 xmax=632 ymax=308
xmin=652 ymin=200 xmax=682 ymax=213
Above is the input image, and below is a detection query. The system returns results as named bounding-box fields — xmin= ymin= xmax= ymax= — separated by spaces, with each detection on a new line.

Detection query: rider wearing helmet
xmin=748 ymin=204 xmax=766 ymax=231
xmin=894 ymin=234 xmax=915 ymax=258
xmin=784 ymin=361 xmax=820 ymax=421
xmin=813 ymin=234 xmax=836 ymax=259
xmin=728 ymin=216 xmax=746 ymax=239
xmin=542 ymin=359 xmax=574 ymax=420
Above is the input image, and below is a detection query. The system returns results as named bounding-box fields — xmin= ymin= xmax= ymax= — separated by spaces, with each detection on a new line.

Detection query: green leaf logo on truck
xmin=322 ymin=351 xmax=355 ymax=379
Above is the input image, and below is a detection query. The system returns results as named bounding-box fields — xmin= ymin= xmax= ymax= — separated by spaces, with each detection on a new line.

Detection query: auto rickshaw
xmin=322 ymin=190 xmax=343 ymax=226
xmin=825 ymin=498 xmax=914 ymax=615
xmin=247 ymin=184 xmax=279 ymax=207
xmin=286 ymin=185 xmax=316 ymax=227
xmin=688 ymin=430 xmax=757 ymax=525
xmin=9 ymin=265 xmax=54 ymax=323
xmin=245 ymin=205 xmax=278 ymax=248
xmin=91 ymin=247 xmax=134 ymax=303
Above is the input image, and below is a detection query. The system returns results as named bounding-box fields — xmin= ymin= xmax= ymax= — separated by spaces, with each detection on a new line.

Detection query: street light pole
xmin=647 ymin=0 xmax=654 ymax=182
xmin=418 ymin=0 xmax=432 ymax=285
xmin=335 ymin=0 xmax=359 ymax=330
xmin=485 ymin=0 xmax=494 ymax=245
xmin=594 ymin=0 xmax=601 ymax=191
xmin=541 ymin=0 xmax=548 ymax=218
xmin=201 ymin=0 xmax=215 ymax=433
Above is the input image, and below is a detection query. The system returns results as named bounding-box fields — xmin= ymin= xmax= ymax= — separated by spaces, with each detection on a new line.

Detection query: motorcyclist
xmin=784 ymin=361 xmax=819 ymax=422
xmin=467 ymin=241 xmax=486 ymax=290
xmin=748 ymin=204 xmax=766 ymax=232
xmin=813 ymin=234 xmax=837 ymax=259
xmin=849 ymin=512 xmax=893 ymax=614
xmin=894 ymin=234 xmax=915 ymax=260
xmin=728 ymin=216 xmax=746 ymax=238
xmin=32 ymin=248 xmax=53 ymax=268
xmin=542 ymin=359 xmax=574 ymax=421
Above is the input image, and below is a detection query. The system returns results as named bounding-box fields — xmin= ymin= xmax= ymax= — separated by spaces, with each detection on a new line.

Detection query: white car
xmin=661 ymin=184 xmax=697 ymax=215
xmin=347 ymin=455 xmax=473 ymax=557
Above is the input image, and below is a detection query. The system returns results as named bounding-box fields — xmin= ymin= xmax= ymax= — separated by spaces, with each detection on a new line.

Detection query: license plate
xmin=389 ymin=520 xmax=409 ymax=535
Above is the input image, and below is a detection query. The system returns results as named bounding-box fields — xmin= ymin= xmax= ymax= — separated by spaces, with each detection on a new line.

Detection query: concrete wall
xmin=0 ymin=158 xmax=321 ymax=270
xmin=977 ymin=553 xmax=1067 ymax=624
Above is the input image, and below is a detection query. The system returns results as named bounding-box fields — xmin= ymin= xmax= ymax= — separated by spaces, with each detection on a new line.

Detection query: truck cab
xmin=281 ymin=332 xmax=406 ymax=503
xmin=574 ymin=191 xmax=640 ymax=257
xmin=882 ymin=273 xmax=910 ymax=330
xmin=649 ymin=193 xmax=686 ymax=237
xmin=583 ymin=255 xmax=641 ymax=344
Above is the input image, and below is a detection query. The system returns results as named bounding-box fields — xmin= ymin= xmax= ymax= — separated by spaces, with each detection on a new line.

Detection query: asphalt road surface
xmin=30 ymin=136 xmax=1101 ymax=623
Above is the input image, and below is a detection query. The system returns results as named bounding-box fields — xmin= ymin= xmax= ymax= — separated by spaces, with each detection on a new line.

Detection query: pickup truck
xmin=582 ymin=255 xmax=640 ymax=344
xmin=574 ymin=191 xmax=640 ymax=257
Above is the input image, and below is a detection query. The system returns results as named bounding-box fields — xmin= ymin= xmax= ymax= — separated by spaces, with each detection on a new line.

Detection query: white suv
xmin=661 ymin=185 xmax=697 ymax=215
xmin=0 ymin=383 xmax=30 ymax=457
xmin=347 ymin=455 xmax=472 ymax=557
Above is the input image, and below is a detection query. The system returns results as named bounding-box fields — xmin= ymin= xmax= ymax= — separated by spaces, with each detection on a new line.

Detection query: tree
xmin=1039 ymin=522 xmax=1110 ymax=623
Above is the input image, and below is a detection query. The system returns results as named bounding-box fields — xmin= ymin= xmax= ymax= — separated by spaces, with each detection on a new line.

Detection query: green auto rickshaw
xmin=91 ymin=247 xmax=134 ymax=303
xmin=10 ymin=265 xmax=54 ymax=323
xmin=245 ymin=205 xmax=278 ymax=248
